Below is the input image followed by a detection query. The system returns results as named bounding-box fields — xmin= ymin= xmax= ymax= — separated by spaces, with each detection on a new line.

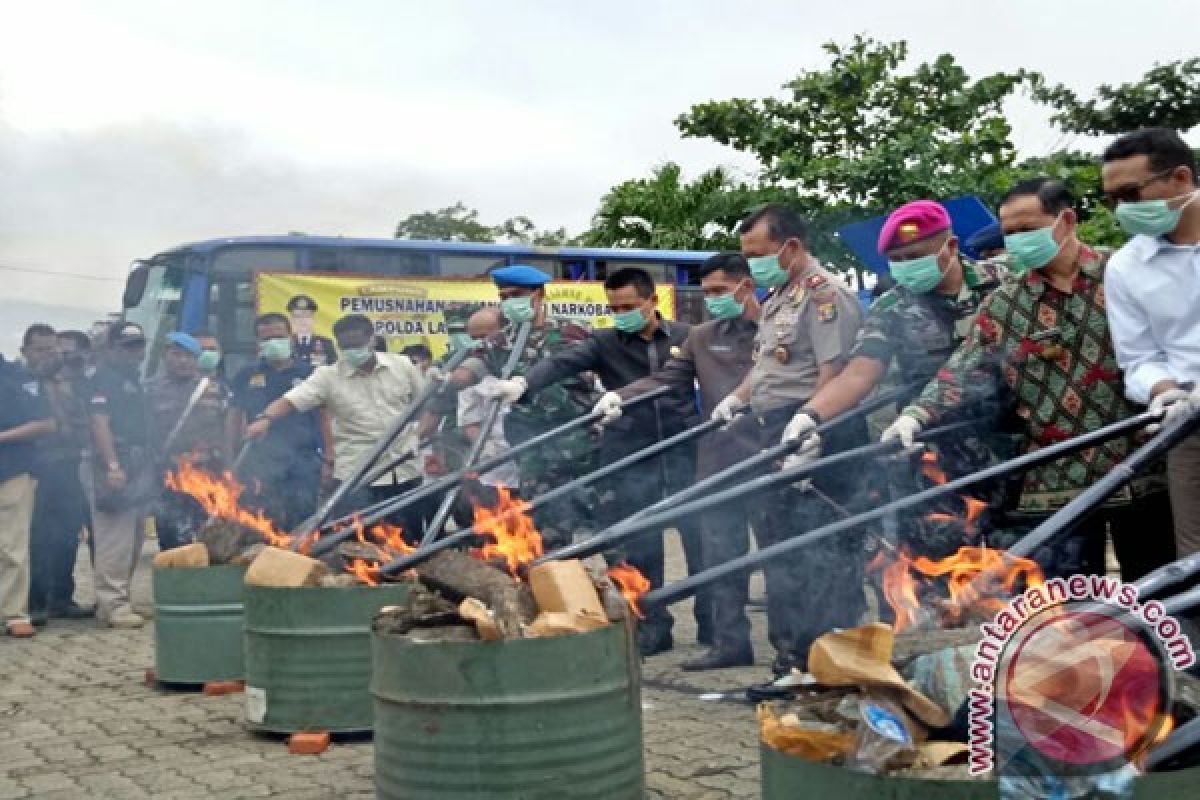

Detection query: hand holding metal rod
xmin=535 ymin=383 xmax=920 ymax=565
xmin=375 ymin=415 xmax=727 ymax=576
xmin=417 ymin=321 xmax=533 ymax=547
xmin=641 ymin=410 xmax=1161 ymax=609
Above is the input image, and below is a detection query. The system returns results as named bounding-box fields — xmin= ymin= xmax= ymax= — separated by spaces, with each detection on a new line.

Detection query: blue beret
xmin=964 ymin=222 xmax=1005 ymax=257
xmin=166 ymin=331 xmax=202 ymax=356
xmin=491 ymin=265 xmax=551 ymax=288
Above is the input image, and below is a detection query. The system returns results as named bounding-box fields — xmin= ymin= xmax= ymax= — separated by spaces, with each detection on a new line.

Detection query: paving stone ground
xmin=1 ymin=532 xmax=779 ymax=799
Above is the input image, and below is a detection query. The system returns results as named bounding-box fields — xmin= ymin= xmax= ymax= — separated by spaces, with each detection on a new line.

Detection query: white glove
xmin=711 ymin=393 xmax=746 ymax=424
xmin=593 ymin=391 xmax=623 ymax=426
xmin=781 ymin=411 xmax=819 ymax=447
xmin=477 ymin=375 xmax=527 ymax=405
xmin=881 ymin=414 xmax=923 ymax=450
xmin=1147 ymin=387 xmax=1199 ymax=433
xmin=781 ymin=435 xmax=821 ymax=490
xmin=425 ymin=365 xmax=445 ymax=383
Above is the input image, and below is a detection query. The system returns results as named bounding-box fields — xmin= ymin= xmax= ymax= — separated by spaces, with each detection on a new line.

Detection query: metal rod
xmin=1005 ymin=408 xmax=1197 ymax=565
xmin=537 ymin=420 xmax=975 ymax=565
xmin=641 ymin=411 xmax=1161 ymax=609
xmin=296 ymin=345 xmax=474 ymax=537
xmin=306 ymin=386 xmax=672 ymax=556
xmin=1145 ymin=716 xmax=1200 ymax=772
xmin=417 ymin=321 xmax=533 ymax=547
xmin=377 ymin=416 xmax=727 ymax=576
xmin=533 ymin=382 xmax=920 ymax=566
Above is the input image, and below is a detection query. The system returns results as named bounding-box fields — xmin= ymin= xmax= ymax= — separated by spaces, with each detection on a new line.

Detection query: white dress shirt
xmin=1106 ymin=233 xmax=1200 ymax=404
xmin=285 ymin=352 xmax=427 ymax=485
xmin=456 ymin=381 xmax=520 ymax=489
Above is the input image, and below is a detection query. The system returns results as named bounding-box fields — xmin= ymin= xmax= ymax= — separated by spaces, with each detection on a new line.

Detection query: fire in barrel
xmin=758 ymin=475 xmax=1197 ymax=798
xmin=371 ymin=487 xmax=647 ymax=800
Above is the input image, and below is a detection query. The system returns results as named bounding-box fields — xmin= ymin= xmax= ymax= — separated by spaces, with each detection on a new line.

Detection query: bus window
xmin=345 ymin=248 xmax=435 ymax=276
xmin=437 ymin=254 xmax=507 ymax=277
xmin=212 ymin=246 xmax=300 ymax=276
xmin=122 ymin=258 xmax=185 ymax=375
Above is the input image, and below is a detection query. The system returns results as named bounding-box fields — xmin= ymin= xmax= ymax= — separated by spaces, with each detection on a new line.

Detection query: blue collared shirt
xmin=1106 ymin=233 xmax=1200 ymax=404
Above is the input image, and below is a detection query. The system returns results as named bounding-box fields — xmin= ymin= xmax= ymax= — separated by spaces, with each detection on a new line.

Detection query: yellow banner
xmin=256 ymin=272 xmax=676 ymax=357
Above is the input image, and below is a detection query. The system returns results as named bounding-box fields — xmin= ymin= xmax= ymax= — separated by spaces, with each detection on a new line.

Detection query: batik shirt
xmin=904 ymin=246 xmax=1159 ymax=513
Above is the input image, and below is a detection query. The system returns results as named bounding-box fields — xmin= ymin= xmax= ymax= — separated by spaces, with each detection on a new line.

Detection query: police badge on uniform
xmin=249 ymin=374 xmax=267 ymax=388
xmin=817 ymin=301 xmax=838 ymax=323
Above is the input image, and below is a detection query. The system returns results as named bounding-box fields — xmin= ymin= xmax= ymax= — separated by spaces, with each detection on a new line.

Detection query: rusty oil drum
xmin=243 ymin=583 xmax=408 ymax=733
xmin=152 ymin=564 xmax=247 ymax=684
xmin=761 ymin=743 xmax=1200 ymax=798
xmin=371 ymin=620 xmax=645 ymax=799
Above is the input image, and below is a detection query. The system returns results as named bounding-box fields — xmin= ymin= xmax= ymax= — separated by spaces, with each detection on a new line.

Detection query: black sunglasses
xmin=1103 ymin=169 xmax=1175 ymax=209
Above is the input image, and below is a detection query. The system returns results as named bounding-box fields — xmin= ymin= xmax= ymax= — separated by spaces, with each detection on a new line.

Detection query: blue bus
xmin=121 ymin=235 xmax=715 ymax=373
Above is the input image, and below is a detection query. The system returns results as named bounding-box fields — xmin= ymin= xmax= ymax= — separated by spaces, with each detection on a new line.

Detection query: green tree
xmin=581 ymin=162 xmax=788 ymax=251
xmin=494 ymin=216 xmax=577 ymax=246
xmin=676 ymin=36 xmax=1036 ymax=214
xmin=395 ymin=202 xmax=496 ymax=242
xmin=1035 ymin=58 xmax=1200 ymax=135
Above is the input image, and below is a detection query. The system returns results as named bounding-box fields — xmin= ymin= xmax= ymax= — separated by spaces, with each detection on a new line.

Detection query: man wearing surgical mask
xmin=1102 ymin=127 xmax=1200 ymax=561
xmin=883 ymin=177 xmax=1174 ymax=582
xmin=229 ymin=313 xmax=330 ymax=531
xmin=247 ymin=313 xmax=428 ymax=541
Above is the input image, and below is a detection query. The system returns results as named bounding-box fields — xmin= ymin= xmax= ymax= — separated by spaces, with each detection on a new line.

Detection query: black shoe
xmin=697 ymin=626 xmax=714 ymax=647
xmin=29 ymin=610 xmax=49 ymax=628
xmin=771 ymin=654 xmax=804 ymax=678
xmin=638 ymin=628 xmax=674 ymax=657
xmin=746 ymin=678 xmax=798 ymax=703
xmin=681 ymin=647 xmax=754 ymax=671
xmin=49 ymin=603 xmax=95 ymax=620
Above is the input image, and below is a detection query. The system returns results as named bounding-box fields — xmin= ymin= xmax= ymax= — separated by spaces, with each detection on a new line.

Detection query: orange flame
xmin=164 ymin=459 xmax=293 ymax=548
xmin=347 ymin=559 xmax=381 ymax=586
xmin=338 ymin=516 xmax=416 ymax=585
xmin=921 ymin=450 xmax=948 ymax=485
xmin=470 ymin=487 xmax=543 ymax=576
xmin=874 ymin=545 xmax=1045 ymax=632
xmin=607 ymin=562 xmax=650 ymax=619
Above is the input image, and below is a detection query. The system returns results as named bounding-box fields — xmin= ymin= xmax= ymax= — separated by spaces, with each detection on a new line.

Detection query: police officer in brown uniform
xmin=700 ymin=205 xmax=865 ymax=680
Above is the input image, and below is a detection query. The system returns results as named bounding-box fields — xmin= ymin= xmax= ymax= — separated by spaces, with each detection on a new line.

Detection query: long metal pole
xmin=417 ymin=321 xmax=533 ymax=547
xmin=306 ymin=385 xmax=673 ymax=556
xmin=376 ymin=416 xmax=727 ymax=576
xmin=534 ymin=382 xmax=919 ymax=566
xmin=641 ymin=411 xmax=1160 ymax=609
xmin=297 ymin=345 xmax=474 ymax=537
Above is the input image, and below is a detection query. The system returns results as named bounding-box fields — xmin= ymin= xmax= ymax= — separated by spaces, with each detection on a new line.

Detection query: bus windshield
xmin=121 ymin=257 xmax=185 ymax=372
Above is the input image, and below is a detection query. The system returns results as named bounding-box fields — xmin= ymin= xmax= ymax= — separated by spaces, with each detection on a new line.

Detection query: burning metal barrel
xmin=243 ymin=583 xmax=408 ymax=733
xmin=371 ymin=619 xmax=644 ymax=799
xmin=152 ymin=564 xmax=247 ymax=684
xmin=760 ymin=745 xmax=1200 ymax=799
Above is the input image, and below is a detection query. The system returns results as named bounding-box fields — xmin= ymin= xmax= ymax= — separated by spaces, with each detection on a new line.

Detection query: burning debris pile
xmin=373 ymin=487 xmax=643 ymax=642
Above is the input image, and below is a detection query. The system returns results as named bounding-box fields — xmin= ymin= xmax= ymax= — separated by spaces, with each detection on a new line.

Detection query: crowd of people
xmin=3 ymin=127 xmax=1198 ymax=701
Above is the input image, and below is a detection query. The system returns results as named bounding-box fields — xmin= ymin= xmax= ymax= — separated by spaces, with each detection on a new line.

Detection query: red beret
xmin=877 ymin=200 xmax=951 ymax=255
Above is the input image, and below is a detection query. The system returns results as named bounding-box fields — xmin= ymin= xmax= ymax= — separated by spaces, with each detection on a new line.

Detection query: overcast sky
xmin=2 ymin=0 xmax=1198 ymax=312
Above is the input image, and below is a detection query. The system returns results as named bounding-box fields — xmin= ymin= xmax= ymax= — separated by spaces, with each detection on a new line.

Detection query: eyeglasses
xmin=1103 ymin=169 xmax=1175 ymax=209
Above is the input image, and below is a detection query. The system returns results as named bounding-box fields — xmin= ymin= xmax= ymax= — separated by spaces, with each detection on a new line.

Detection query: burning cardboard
xmin=152 ymin=542 xmax=210 ymax=568
xmin=244 ymin=546 xmax=328 ymax=588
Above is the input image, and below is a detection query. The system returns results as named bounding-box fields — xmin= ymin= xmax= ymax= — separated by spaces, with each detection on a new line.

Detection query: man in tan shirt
xmin=247 ymin=314 xmax=428 ymax=542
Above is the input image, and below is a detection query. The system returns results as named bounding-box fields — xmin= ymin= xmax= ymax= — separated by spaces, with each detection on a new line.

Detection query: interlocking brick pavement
xmin=1 ymin=532 xmax=780 ymax=798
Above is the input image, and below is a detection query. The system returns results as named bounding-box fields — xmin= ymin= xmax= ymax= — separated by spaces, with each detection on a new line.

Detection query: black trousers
xmin=238 ymin=449 xmax=323 ymax=534
xmin=336 ymin=476 xmax=430 ymax=547
xmin=703 ymin=408 xmax=868 ymax=666
xmin=29 ymin=459 xmax=88 ymax=613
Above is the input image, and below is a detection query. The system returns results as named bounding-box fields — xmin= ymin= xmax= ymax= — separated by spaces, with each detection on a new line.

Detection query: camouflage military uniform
xmin=854 ymin=259 xmax=1009 ymax=563
xmin=469 ymin=317 xmax=599 ymax=548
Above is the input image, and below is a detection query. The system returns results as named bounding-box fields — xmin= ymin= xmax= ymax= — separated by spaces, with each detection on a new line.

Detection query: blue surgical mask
xmin=448 ymin=333 xmax=480 ymax=352
xmin=500 ymin=296 xmax=536 ymax=323
xmin=612 ymin=307 xmax=646 ymax=333
xmin=1115 ymin=191 xmax=1198 ymax=237
xmin=260 ymin=337 xmax=292 ymax=362
xmin=1003 ymin=216 xmax=1063 ymax=275
xmin=197 ymin=350 xmax=221 ymax=373
xmin=705 ymin=290 xmax=745 ymax=320
xmin=888 ymin=247 xmax=948 ymax=293
xmin=341 ymin=347 xmax=373 ymax=369
xmin=748 ymin=246 xmax=791 ymax=289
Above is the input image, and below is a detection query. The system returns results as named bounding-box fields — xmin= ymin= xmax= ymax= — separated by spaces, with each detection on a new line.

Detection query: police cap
xmin=491 ymin=265 xmax=551 ymax=289
xmin=287 ymin=294 xmax=318 ymax=312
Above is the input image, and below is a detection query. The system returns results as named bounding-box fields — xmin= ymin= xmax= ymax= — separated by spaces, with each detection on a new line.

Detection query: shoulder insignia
xmin=248 ymin=374 xmax=267 ymax=388
xmin=816 ymin=301 xmax=838 ymax=323
xmin=560 ymin=321 xmax=591 ymax=342
xmin=669 ymin=345 xmax=682 ymax=359
xmin=805 ymin=273 xmax=828 ymax=290
xmin=869 ymin=290 xmax=901 ymax=312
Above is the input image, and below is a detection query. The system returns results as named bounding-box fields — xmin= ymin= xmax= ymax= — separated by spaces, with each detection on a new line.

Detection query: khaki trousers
xmin=1168 ymin=431 xmax=1200 ymax=558
xmin=0 ymin=474 xmax=36 ymax=622
xmin=91 ymin=480 xmax=151 ymax=622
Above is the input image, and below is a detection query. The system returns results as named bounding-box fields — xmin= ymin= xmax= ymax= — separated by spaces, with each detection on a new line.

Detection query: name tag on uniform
xmin=249 ymin=373 xmax=267 ymax=388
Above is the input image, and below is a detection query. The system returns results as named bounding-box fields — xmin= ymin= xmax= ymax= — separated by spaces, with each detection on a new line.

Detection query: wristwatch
xmin=106 ymin=461 xmax=121 ymax=472
xmin=801 ymin=406 xmax=823 ymax=426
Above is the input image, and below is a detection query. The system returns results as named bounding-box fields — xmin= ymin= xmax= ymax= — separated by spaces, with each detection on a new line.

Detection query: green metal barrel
xmin=152 ymin=564 xmax=247 ymax=684
xmin=761 ymin=743 xmax=1200 ymax=798
xmin=372 ymin=620 xmax=645 ymax=799
xmin=243 ymin=583 xmax=408 ymax=734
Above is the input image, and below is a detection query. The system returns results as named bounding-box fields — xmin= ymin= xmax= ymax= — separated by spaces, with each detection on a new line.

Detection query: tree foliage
xmin=395 ymin=202 xmax=574 ymax=245
xmin=1035 ymin=58 xmax=1200 ymax=135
